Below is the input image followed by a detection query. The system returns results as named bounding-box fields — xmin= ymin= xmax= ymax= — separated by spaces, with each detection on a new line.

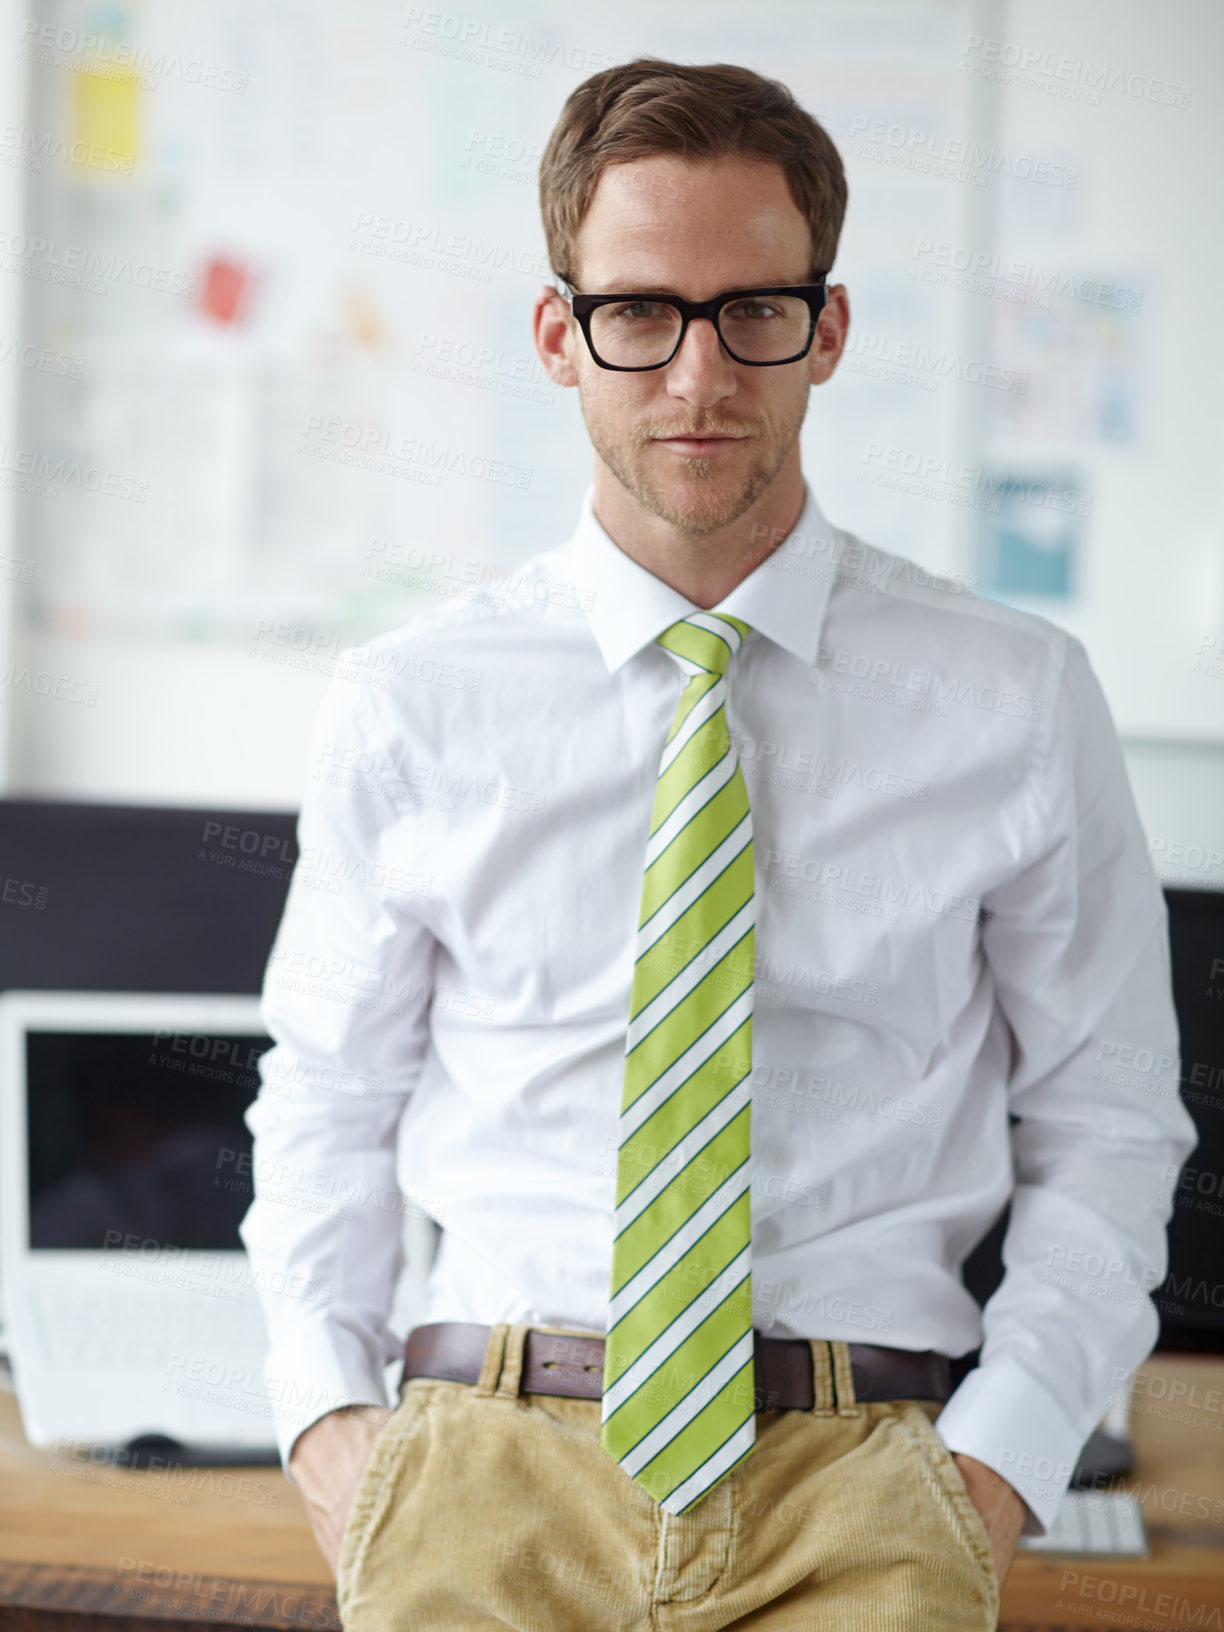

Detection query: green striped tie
xmin=601 ymin=611 xmax=756 ymax=1515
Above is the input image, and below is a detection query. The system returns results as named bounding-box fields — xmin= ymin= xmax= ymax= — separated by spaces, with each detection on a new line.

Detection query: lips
xmin=655 ymin=433 xmax=747 ymax=454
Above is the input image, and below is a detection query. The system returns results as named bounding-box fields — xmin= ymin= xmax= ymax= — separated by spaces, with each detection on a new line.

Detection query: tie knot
xmin=656 ymin=613 xmax=752 ymax=679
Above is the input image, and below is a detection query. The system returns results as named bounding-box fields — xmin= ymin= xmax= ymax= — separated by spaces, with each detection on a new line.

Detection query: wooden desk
xmin=0 ymin=1379 xmax=335 ymax=1630
xmin=999 ymin=1352 xmax=1224 ymax=1629
xmin=2 ymin=1355 xmax=1223 ymax=1629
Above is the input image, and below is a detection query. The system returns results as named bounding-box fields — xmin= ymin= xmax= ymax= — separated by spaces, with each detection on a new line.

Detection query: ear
xmin=807 ymin=283 xmax=850 ymax=388
xmin=533 ymin=286 xmax=580 ymax=388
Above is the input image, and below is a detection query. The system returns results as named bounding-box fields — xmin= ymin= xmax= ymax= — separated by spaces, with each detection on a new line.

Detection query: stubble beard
xmin=578 ymin=374 xmax=809 ymax=538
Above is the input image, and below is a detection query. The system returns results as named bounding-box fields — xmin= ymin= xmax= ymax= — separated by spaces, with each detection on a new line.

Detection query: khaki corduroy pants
xmin=335 ymin=1323 xmax=1000 ymax=1630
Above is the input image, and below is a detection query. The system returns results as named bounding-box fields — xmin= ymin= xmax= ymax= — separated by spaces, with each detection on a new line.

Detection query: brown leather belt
xmin=402 ymin=1322 xmax=951 ymax=1411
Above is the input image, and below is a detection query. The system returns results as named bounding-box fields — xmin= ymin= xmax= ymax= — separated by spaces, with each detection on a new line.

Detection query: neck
xmin=590 ymin=450 xmax=806 ymax=609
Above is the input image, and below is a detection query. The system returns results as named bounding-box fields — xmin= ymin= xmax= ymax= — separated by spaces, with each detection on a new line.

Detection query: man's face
xmin=556 ymin=154 xmax=832 ymax=537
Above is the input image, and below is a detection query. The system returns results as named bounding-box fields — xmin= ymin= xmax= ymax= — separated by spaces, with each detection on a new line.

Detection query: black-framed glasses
xmin=559 ymin=280 xmax=829 ymax=371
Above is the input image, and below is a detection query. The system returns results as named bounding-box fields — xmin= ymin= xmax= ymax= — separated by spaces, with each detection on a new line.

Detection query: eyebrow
xmin=588 ymin=284 xmax=685 ymax=297
xmin=585 ymin=282 xmax=790 ymax=298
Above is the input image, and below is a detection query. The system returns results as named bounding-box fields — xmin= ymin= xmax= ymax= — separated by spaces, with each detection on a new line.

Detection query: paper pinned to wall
xmin=975 ymin=471 xmax=1088 ymax=599
xmin=987 ymin=277 xmax=1144 ymax=445
xmin=73 ymin=62 xmax=140 ymax=176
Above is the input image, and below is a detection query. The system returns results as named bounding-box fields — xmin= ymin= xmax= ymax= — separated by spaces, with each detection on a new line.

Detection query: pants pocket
xmin=898 ymin=1401 xmax=1001 ymax=1616
xmin=335 ymin=1384 xmax=431 ymax=1616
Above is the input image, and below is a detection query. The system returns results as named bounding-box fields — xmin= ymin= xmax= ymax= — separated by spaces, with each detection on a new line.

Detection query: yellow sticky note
xmin=73 ymin=66 xmax=139 ymax=176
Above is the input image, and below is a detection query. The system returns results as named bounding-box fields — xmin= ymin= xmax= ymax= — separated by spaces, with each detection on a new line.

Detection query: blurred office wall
xmin=0 ymin=0 xmax=1220 ymax=887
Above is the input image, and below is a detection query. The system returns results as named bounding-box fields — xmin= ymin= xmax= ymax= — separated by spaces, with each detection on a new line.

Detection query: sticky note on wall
xmin=73 ymin=66 xmax=139 ymax=177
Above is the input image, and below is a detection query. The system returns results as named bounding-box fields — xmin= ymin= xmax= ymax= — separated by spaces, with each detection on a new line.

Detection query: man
xmin=240 ymin=57 xmax=1197 ymax=1631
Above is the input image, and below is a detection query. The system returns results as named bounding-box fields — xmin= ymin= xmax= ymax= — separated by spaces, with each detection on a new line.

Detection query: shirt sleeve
xmin=237 ymin=666 xmax=436 ymax=1476
xmin=931 ymin=631 xmax=1200 ymax=1537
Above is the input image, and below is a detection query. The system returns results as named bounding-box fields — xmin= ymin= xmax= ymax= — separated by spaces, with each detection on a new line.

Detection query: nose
xmin=663 ymin=316 xmax=738 ymax=407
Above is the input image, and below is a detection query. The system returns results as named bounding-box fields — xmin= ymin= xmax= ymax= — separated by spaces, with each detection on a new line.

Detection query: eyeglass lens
xmin=588 ymin=293 xmax=813 ymax=367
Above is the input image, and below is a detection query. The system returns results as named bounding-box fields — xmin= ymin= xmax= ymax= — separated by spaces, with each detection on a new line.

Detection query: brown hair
xmin=538 ymin=56 xmax=847 ymax=288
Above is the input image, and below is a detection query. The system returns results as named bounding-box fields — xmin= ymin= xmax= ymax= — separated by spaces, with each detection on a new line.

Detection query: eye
xmin=603 ymin=300 xmax=673 ymax=322
xmin=722 ymin=298 xmax=784 ymax=321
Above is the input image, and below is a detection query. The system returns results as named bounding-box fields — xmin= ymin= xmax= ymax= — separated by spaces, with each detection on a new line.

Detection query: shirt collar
xmin=571 ymin=478 xmax=841 ymax=674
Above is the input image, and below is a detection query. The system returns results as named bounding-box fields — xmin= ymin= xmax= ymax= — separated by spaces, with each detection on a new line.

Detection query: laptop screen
xmin=25 ymin=1028 xmax=274 ymax=1252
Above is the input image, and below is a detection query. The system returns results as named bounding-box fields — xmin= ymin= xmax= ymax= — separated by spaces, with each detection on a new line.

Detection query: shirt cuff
xmin=261 ymin=1320 xmax=395 ymax=1478
xmin=931 ymin=1356 xmax=1086 ymax=1537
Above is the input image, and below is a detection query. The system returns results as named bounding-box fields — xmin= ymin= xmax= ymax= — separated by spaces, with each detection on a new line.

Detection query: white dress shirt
xmin=239 ymin=479 xmax=1197 ymax=1537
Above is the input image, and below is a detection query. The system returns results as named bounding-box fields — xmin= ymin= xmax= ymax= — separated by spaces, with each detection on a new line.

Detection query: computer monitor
xmin=1153 ymin=888 xmax=1224 ymax=1351
xmin=24 ymin=1013 xmax=272 ymax=1253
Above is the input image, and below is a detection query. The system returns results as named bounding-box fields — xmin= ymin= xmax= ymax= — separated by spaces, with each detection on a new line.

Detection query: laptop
xmin=0 ymin=989 xmax=280 ymax=1459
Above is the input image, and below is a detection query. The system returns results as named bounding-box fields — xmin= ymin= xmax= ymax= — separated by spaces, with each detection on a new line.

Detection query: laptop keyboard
xmin=28 ymin=1284 xmax=269 ymax=1372
xmin=1017 ymin=1491 xmax=1148 ymax=1555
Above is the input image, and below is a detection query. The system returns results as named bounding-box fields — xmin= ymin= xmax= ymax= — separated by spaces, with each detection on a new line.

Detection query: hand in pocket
xmin=950 ymin=1449 xmax=1029 ymax=1589
xmin=289 ymin=1402 xmax=395 ymax=1578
